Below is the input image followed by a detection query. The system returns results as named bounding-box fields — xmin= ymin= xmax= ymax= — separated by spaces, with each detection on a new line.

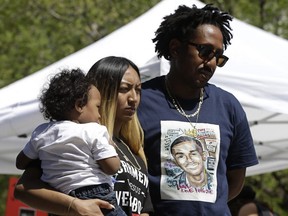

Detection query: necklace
xmin=165 ymin=77 xmax=204 ymax=118
xmin=165 ymin=76 xmax=204 ymax=137
xmin=114 ymin=137 xmax=141 ymax=170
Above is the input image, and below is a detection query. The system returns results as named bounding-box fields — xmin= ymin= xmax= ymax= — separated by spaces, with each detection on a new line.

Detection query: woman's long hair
xmin=86 ymin=56 xmax=146 ymax=165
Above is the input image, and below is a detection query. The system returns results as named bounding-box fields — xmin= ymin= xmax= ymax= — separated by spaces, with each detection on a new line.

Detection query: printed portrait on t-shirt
xmin=160 ymin=121 xmax=219 ymax=203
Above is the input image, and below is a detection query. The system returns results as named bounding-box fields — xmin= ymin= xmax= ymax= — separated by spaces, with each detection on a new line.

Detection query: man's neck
xmin=186 ymin=172 xmax=207 ymax=188
xmin=166 ymin=73 xmax=202 ymax=100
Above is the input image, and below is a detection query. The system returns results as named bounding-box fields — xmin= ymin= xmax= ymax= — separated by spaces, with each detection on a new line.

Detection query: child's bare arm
xmin=98 ymin=156 xmax=120 ymax=175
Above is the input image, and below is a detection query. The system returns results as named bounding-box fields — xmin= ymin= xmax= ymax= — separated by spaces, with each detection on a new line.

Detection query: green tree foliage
xmin=0 ymin=0 xmax=160 ymax=88
xmin=202 ymin=0 xmax=288 ymax=39
xmin=244 ymin=170 xmax=288 ymax=215
xmin=0 ymin=175 xmax=20 ymax=215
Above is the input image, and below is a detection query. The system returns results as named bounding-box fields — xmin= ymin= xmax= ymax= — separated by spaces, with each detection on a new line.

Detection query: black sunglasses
xmin=188 ymin=42 xmax=229 ymax=67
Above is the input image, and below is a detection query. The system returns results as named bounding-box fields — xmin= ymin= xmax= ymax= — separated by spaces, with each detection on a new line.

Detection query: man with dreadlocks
xmin=138 ymin=4 xmax=258 ymax=215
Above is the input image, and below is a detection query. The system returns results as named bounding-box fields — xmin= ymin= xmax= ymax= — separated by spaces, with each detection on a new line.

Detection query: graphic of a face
xmin=171 ymin=140 xmax=206 ymax=177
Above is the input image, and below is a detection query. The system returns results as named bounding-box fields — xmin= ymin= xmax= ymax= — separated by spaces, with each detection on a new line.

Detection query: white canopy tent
xmin=1 ymin=0 xmax=288 ymax=175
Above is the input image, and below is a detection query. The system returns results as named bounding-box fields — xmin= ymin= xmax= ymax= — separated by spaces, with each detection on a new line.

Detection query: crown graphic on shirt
xmin=184 ymin=128 xmax=198 ymax=137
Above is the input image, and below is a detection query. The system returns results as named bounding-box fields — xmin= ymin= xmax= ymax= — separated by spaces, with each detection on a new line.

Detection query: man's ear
xmin=75 ymin=99 xmax=83 ymax=113
xmin=202 ymin=151 xmax=208 ymax=161
xmin=171 ymin=155 xmax=179 ymax=166
xmin=169 ymin=38 xmax=181 ymax=58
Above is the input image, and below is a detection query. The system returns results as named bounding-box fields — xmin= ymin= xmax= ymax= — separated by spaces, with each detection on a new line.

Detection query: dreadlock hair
xmin=39 ymin=68 xmax=91 ymax=121
xmin=153 ymin=4 xmax=233 ymax=60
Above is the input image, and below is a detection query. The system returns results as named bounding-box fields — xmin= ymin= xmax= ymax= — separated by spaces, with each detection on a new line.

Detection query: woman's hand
xmin=71 ymin=198 xmax=114 ymax=216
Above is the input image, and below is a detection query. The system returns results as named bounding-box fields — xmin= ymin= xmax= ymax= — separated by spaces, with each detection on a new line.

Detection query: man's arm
xmin=226 ymin=168 xmax=246 ymax=201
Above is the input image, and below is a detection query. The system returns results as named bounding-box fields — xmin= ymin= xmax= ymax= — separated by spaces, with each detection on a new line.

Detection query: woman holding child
xmin=14 ymin=56 xmax=153 ymax=216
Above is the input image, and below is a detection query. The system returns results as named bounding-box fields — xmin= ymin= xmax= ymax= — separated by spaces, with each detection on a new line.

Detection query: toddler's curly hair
xmin=39 ymin=68 xmax=91 ymax=121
